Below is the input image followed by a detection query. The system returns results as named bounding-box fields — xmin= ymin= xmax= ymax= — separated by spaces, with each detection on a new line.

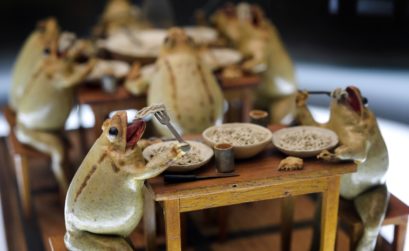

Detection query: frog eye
xmin=108 ymin=127 xmax=119 ymax=137
xmin=43 ymin=47 xmax=51 ymax=55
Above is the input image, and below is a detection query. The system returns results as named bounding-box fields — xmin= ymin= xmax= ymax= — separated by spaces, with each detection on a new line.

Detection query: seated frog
xmin=93 ymin=0 xmax=149 ymax=38
xmin=15 ymin=33 xmax=97 ymax=195
xmin=212 ymin=3 xmax=297 ymax=124
xmin=126 ymin=28 xmax=224 ymax=136
xmin=64 ymin=111 xmax=186 ymax=250
xmin=296 ymin=86 xmax=389 ymax=251
xmin=9 ymin=17 xmax=60 ymax=111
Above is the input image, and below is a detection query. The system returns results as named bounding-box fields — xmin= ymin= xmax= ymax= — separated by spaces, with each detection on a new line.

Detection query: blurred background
xmin=0 ymin=0 xmax=408 ymax=122
xmin=0 ymin=0 xmax=408 ymax=250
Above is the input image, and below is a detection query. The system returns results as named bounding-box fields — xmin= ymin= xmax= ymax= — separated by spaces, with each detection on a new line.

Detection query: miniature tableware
xmin=143 ymin=140 xmax=213 ymax=172
xmin=272 ymin=126 xmax=338 ymax=158
xmin=202 ymin=123 xmax=272 ymax=159
xmin=214 ymin=143 xmax=235 ymax=173
xmin=249 ymin=109 xmax=269 ymax=127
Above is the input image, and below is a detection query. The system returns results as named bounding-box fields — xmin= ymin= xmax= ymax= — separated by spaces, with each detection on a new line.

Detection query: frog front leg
xmin=317 ymin=132 xmax=369 ymax=162
xmin=124 ymin=62 xmax=150 ymax=95
xmin=295 ymin=90 xmax=322 ymax=127
xmin=15 ymin=125 xmax=69 ymax=194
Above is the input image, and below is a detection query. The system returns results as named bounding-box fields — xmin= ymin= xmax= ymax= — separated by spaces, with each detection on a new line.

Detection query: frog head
xmin=101 ymin=111 xmax=146 ymax=153
xmin=37 ymin=17 xmax=60 ymax=48
xmin=330 ymin=86 xmax=369 ymax=119
xmin=160 ymin=28 xmax=195 ymax=56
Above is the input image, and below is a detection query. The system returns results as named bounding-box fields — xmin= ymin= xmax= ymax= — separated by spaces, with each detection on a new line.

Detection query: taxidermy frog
xmin=296 ymin=86 xmax=389 ymax=251
xmin=146 ymin=27 xmax=224 ymax=136
xmin=64 ymin=111 xmax=186 ymax=250
xmin=9 ymin=17 xmax=60 ymax=111
xmin=93 ymin=0 xmax=149 ymax=38
xmin=212 ymin=3 xmax=297 ymax=124
xmin=15 ymin=33 xmax=96 ymax=194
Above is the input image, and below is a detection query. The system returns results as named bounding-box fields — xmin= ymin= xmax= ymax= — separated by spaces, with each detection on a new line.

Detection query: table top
xmin=146 ymin=129 xmax=357 ymax=201
xmin=76 ymin=73 xmax=260 ymax=105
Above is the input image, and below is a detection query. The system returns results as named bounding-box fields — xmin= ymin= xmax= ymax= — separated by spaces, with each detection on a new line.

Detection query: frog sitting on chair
xmin=15 ymin=32 xmax=96 ymax=196
xmin=296 ymin=86 xmax=389 ymax=251
xmin=64 ymin=110 xmax=187 ymax=250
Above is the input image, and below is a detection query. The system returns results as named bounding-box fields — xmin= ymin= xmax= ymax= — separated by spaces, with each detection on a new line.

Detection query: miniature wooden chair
xmin=48 ymin=236 xmax=67 ymax=251
xmin=339 ymin=193 xmax=409 ymax=251
xmin=2 ymin=106 xmax=69 ymax=218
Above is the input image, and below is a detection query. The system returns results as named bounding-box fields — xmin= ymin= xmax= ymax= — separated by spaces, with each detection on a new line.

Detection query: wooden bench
xmin=339 ymin=194 xmax=409 ymax=251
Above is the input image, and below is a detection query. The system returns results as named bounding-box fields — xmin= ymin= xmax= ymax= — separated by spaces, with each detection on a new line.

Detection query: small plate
xmin=86 ymin=60 xmax=130 ymax=81
xmin=272 ymin=126 xmax=339 ymax=158
xmin=200 ymin=48 xmax=242 ymax=69
xmin=202 ymin=123 xmax=272 ymax=159
xmin=143 ymin=140 xmax=214 ymax=172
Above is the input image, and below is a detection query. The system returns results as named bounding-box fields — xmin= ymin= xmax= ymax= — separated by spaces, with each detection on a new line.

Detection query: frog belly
xmin=148 ymin=54 xmax=223 ymax=135
xmin=66 ymin=171 xmax=143 ymax=237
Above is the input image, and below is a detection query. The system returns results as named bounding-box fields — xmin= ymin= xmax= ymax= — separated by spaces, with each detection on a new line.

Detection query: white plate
xmin=202 ymin=123 xmax=272 ymax=159
xmin=143 ymin=140 xmax=214 ymax=172
xmin=184 ymin=26 xmax=218 ymax=44
xmin=100 ymin=29 xmax=165 ymax=58
xmin=86 ymin=60 xmax=130 ymax=81
xmin=272 ymin=126 xmax=339 ymax=158
xmin=200 ymin=48 xmax=242 ymax=69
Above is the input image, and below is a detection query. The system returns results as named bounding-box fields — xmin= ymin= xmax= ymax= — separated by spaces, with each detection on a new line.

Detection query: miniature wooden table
xmin=143 ymin=134 xmax=357 ymax=251
xmin=76 ymin=74 xmax=260 ymax=140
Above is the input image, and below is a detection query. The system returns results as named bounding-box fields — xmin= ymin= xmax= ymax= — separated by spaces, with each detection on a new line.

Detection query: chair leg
xmin=13 ymin=154 xmax=31 ymax=218
xmin=349 ymin=223 xmax=364 ymax=251
xmin=393 ymin=216 xmax=408 ymax=251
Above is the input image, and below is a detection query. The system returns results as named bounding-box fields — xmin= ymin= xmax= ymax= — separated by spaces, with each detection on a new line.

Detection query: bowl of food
xmin=272 ymin=126 xmax=339 ymax=158
xmin=142 ymin=140 xmax=213 ymax=172
xmin=202 ymin=123 xmax=272 ymax=159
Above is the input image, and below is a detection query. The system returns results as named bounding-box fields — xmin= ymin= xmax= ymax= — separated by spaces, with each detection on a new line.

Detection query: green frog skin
xmin=147 ymin=28 xmax=224 ymax=136
xmin=212 ymin=3 xmax=297 ymax=124
xmin=64 ymin=111 xmax=184 ymax=250
xmin=15 ymin=36 xmax=96 ymax=194
xmin=296 ymin=86 xmax=389 ymax=251
xmin=9 ymin=17 xmax=59 ymax=111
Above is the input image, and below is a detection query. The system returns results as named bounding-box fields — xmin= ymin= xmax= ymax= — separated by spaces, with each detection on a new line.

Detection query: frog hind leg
xmin=64 ymin=231 xmax=133 ymax=251
xmin=354 ymin=184 xmax=389 ymax=251
xmin=15 ymin=125 xmax=69 ymax=194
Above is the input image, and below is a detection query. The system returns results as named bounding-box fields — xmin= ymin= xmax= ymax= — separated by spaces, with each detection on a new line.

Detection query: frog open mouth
xmin=346 ymin=86 xmax=363 ymax=115
xmin=126 ymin=119 xmax=146 ymax=150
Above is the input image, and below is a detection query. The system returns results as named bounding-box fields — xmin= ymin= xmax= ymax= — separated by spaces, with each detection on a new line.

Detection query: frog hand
xmin=317 ymin=150 xmax=338 ymax=162
xmin=296 ymin=90 xmax=309 ymax=107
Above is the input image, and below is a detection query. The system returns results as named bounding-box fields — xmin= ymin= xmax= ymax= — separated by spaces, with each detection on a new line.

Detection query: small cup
xmin=214 ymin=143 xmax=235 ymax=173
xmin=101 ymin=75 xmax=117 ymax=93
xmin=249 ymin=110 xmax=269 ymax=127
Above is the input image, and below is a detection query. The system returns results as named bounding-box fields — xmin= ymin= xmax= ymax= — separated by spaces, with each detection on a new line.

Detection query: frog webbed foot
xmin=64 ymin=231 xmax=133 ymax=251
xmin=317 ymin=150 xmax=338 ymax=162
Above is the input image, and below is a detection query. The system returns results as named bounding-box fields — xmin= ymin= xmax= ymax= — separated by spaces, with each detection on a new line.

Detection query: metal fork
xmin=154 ymin=110 xmax=191 ymax=153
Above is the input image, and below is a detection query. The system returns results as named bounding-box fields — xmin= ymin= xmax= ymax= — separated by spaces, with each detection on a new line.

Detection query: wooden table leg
xmin=164 ymin=200 xmax=182 ymax=251
xmin=144 ymin=186 xmax=157 ymax=251
xmin=320 ymin=176 xmax=340 ymax=251
xmin=281 ymin=196 xmax=294 ymax=251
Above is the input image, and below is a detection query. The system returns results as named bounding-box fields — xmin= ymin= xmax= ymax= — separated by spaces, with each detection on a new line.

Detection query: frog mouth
xmin=126 ymin=119 xmax=146 ymax=150
xmin=346 ymin=86 xmax=363 ymax=115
